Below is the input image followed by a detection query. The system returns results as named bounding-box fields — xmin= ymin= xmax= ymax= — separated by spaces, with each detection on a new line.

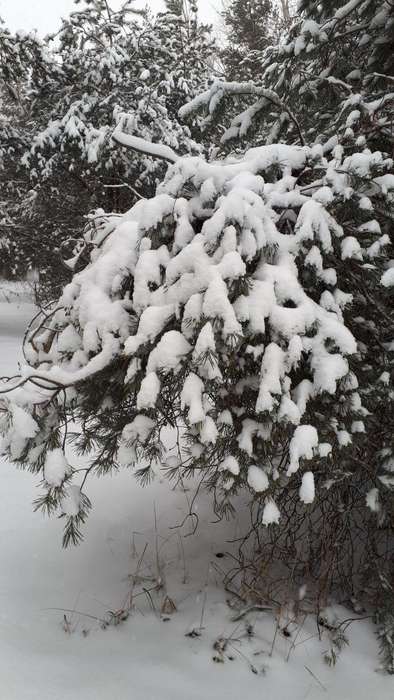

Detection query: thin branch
xmin=103 ymin=182 xmax=145 ymax=199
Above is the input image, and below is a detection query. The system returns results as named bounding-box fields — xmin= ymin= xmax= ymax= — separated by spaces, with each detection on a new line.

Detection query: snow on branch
xmin=179 ymin=81 xmax=305 ymax=146
xmin=112 ymin=124 xmax=180 ymax=164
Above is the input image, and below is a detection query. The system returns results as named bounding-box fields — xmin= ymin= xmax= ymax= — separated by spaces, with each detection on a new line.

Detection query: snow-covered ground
xmin=0 ymin=294 xmax=392 ymax=700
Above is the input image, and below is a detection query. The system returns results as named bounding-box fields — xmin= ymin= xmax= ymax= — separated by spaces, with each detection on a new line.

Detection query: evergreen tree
xmin=0 ymin=25 xmax=58 ymax=282
xmin=201 ymin=0 xmax=394 ymax=154
xmin=0 ymin=1 xmax=215 ymax=299
xmin=0 ymin=0 xmax=393 ymax=670
xmin=221 ymin=0 xmax=295 ymax=80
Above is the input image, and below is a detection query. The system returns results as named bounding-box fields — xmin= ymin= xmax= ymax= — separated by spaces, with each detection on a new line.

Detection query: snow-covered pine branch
xmin=112 ymin=123 xmax=180 ymax=163
xmin=1 ymin=1 xmax=393 ymax=653
xmin=1 ymin=137 xmax=393 ymax=549
xmin=179 ymin=80 xmax=305 ymax=146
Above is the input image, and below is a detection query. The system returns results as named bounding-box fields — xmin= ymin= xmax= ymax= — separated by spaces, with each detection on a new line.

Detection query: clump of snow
xmin=299 ymin=471 xmax=315 ymax=504
xmin=247 ymin=465 xmax=269 ymax=492
xmin=181 ymin=373 xmax=205 ymax=424
xmin=378 ymin=371 xmax=390 ymax=385
xmin=318 ymin=443 xmax=332 ymax=458
xmin=199 ymin=416 xmax=218 ymax=445
xmin=137 ymin=372 xmax=161 ymax=410
xmin=122 ymin=415 xmax=156 ymax=444
xmin=287 ymin=425 xmax=318 ymax=475
xmin=337 ymin=430 xmax=352 ymax=447
xmin=381 ymin=268 xmax=394 ymax=287
xmin=220 ymin=455 xmax=240 ymax=476
xmin=1 ymin=404 xmax=40 ymax=461
xmin=341 ymin=237 xmax=362 ymax=260
xmin=262 ymin=499 xmax=280 ymax=525
xmin=44 ymin=449 xmax=69 ymax=487
xmin=57 ymin=325 xmax=82 ymax=353
xmin=366 ymin=487 xmax=380 ymax=513
xmin=256 ymin=343 xmax=286 ymax=413
xmin=147 ymin=331 xmax=191 ymax=374
xmin=11 ymin=405 xmax=39 ymax=440
xmin=61 ymin=485 xmax=81 ymax=516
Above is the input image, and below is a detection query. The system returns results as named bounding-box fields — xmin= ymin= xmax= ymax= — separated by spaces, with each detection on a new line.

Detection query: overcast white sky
xmin=0 ymin=0 xmax=220 ymax=35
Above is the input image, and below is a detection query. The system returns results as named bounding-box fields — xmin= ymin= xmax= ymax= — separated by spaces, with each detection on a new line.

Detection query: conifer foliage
xmin=220 ymin=0 xmax=295 ymax=80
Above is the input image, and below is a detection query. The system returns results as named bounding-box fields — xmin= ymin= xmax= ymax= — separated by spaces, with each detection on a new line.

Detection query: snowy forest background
xmin=0 ymin=1 xmax=393 ymax=697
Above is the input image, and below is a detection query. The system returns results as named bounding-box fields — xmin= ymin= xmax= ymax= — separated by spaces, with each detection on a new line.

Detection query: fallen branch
xmin=231 ymin=604 xmax=273 ymax=622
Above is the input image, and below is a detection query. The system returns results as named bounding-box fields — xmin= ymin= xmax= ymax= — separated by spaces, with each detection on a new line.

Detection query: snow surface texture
xmin=2 ymin=140 xmax=391 ymax=529
xmin=0 ymin=308 xmax=392 ymax=700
